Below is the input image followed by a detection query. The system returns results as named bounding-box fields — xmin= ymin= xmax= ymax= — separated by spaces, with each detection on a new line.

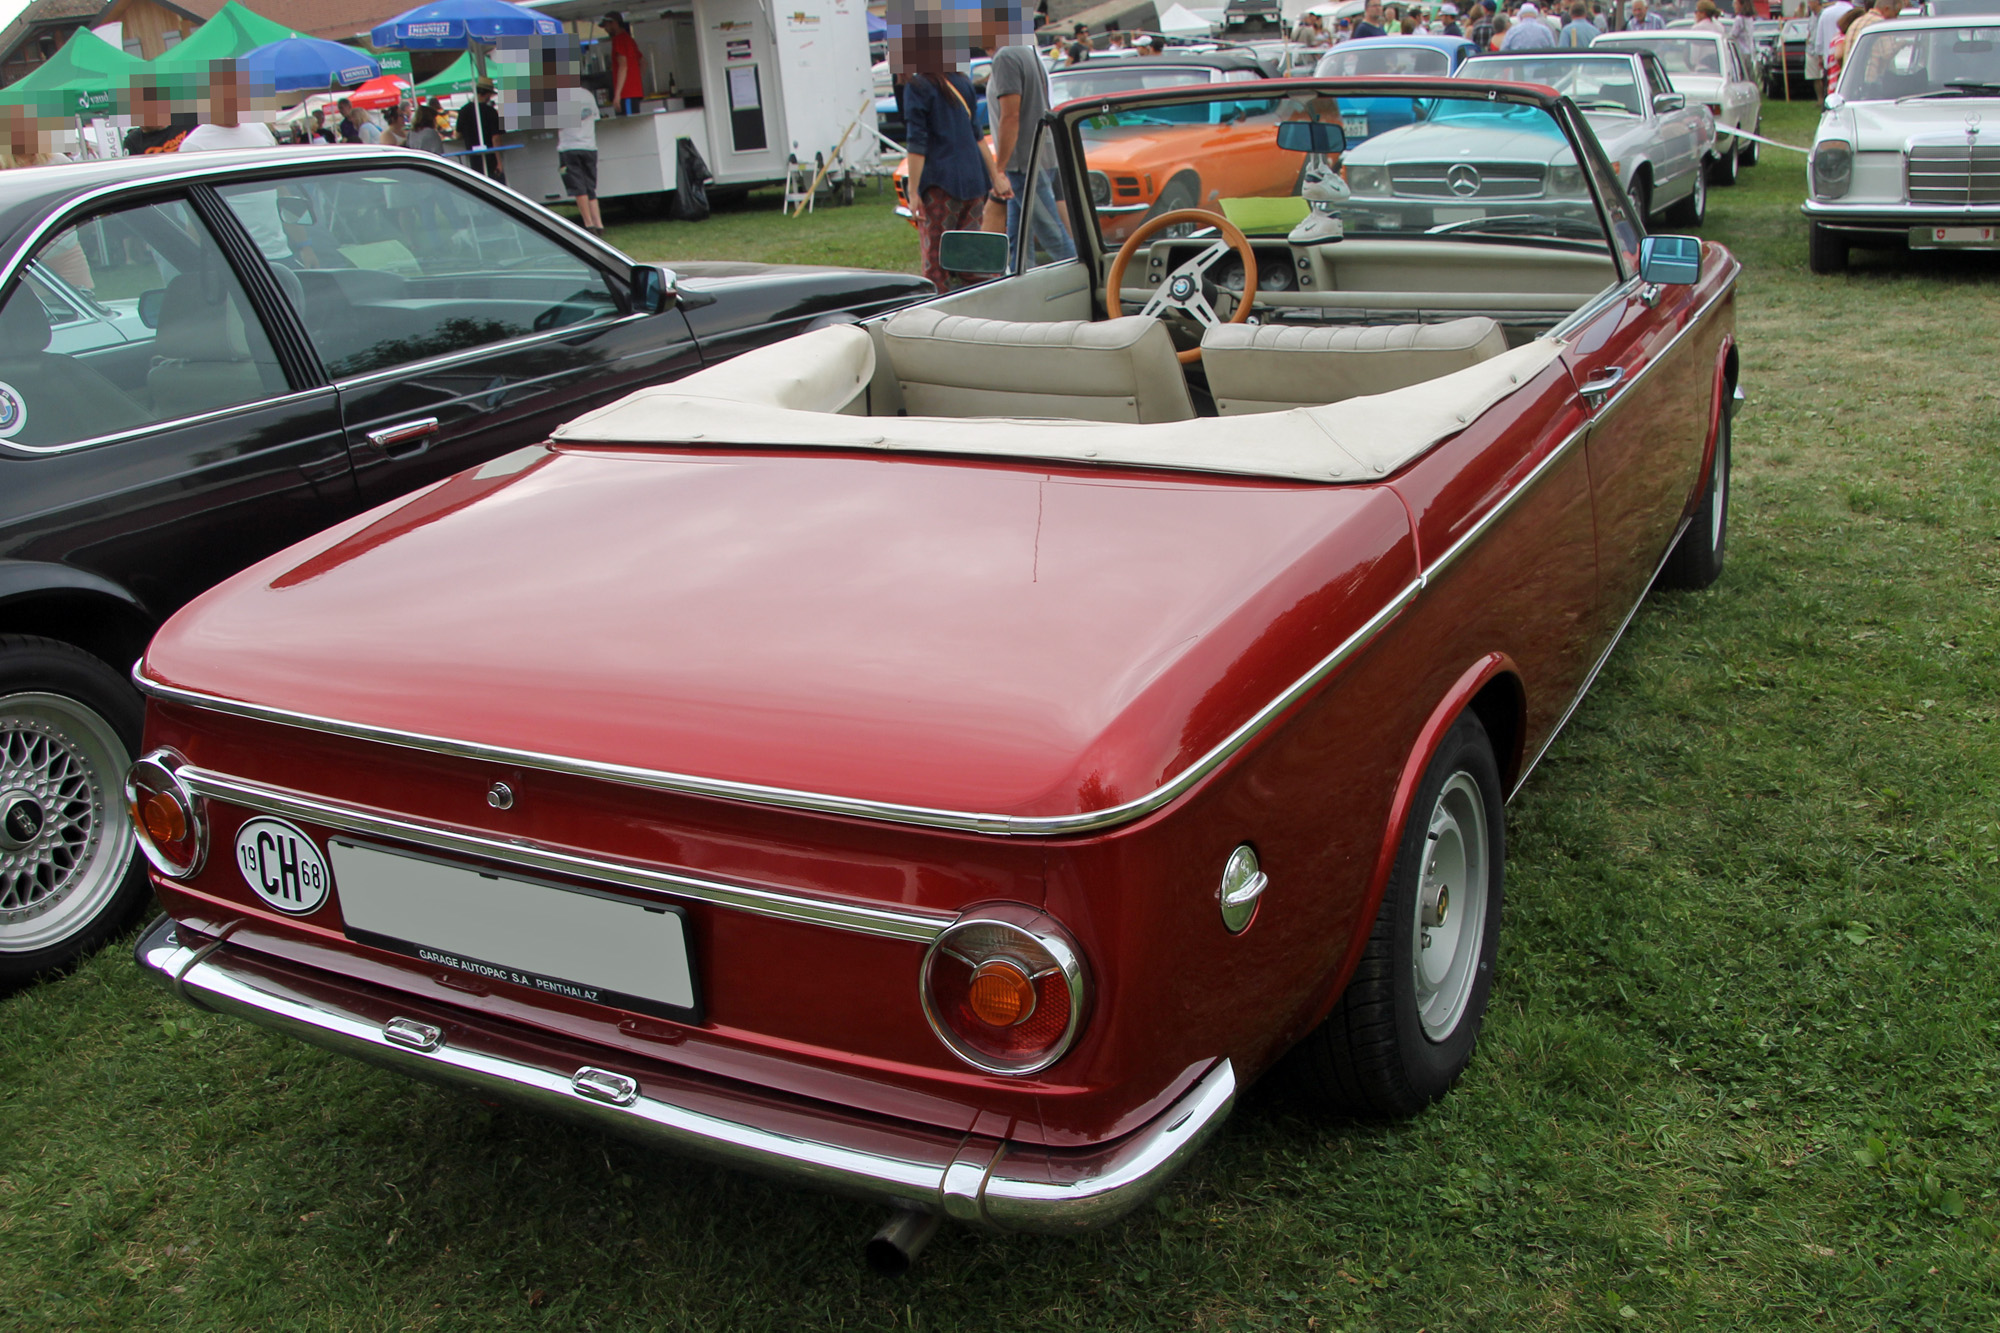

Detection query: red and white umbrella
xmin=347 ymin=74 xmax=412 ymax=110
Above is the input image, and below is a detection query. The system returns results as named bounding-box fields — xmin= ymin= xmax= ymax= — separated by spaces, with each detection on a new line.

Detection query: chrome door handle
xmin=1578 ymin=367 xmax=1625 ymax=411
xmin=365 ymin=416 xmax=440 ymax=457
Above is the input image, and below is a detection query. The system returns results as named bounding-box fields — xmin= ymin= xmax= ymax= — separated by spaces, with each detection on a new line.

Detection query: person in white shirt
xmin=557 ymin=89 xmax=604 ymax=235
xmin=1502 ymin=3 xmax=1557 ymax=47
xmin=1809 ymin=0 xmax=1852 ymax=99
xmin=180 ymin=68 xmax=279 ymax=152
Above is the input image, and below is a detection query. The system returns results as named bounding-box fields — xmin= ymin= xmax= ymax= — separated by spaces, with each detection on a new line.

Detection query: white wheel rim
xmin=1411 ymin=771 xmax=1490 ymax=1042
xmin=1693 ymin=167 xmax=1705 ymax=216
xmin=0 ymin=692 xmax=134 ymax=953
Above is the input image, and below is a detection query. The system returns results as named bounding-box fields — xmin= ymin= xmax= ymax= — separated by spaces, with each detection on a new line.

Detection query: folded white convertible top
xmin=554 ymin=324 xmax=1568 ymax=485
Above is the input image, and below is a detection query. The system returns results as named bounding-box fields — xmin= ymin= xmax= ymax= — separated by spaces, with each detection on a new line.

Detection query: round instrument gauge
xmin=1216 ymin=257 xmax=1246 ymax=292
xmin=1258 ymin=264 xmax=1295 ymax=293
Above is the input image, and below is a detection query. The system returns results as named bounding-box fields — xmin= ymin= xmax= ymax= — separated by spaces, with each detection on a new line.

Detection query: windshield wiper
xmin=1898 ymin=79 xmax=2000 ymax=102
xmin=1425 ymin=213 xmax=1545 ymax=235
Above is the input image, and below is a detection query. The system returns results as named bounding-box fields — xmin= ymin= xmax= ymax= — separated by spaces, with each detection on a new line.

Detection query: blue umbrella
xmin=239 ymin=36 xmax=381 ymax=95
xmin=370 ymin=0 xmax=563 ymax=49
xmin=867 ymin=11 xmax=888 ymax=39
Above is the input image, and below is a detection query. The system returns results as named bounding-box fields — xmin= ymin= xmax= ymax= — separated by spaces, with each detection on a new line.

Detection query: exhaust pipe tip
xmin=865 ymin=1208 xmax=943 ymax=1276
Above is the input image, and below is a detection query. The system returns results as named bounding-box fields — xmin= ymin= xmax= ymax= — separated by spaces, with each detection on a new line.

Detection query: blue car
xmin=1312 ymin=36 xmax=1478 ymax=146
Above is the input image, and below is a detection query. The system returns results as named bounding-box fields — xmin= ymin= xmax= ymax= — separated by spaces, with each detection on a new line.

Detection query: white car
xmin=1346 ymin=49 xmax=1719 ymax=228
xmin=1594 ymin=29 xmax=1763 ymax=183
xmin=1802 ymin=15 xmax=2000 ymax=272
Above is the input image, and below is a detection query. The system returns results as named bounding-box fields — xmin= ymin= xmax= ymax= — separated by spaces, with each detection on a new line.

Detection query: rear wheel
xmin=1807 ymin=221 xmax=1849 ymax=274
xmin=0 ymin=637 xmax=150 ymax=992
xmin=1742 ymin=118 xmax=1761 ymax=167
xmin=1658 ymin=404 xmax=1731 ymax=591
xmin=1709 ymin=138 xmax=1739 ymax=185
xmin=1285 ymin=712 xmax=1504 ymax=1118
xmin=1669 ymin=161 xmax=1708 ymax=225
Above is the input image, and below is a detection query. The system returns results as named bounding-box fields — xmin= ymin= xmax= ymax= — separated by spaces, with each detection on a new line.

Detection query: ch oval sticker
xmin=234 ymin=817 xmax=331 ymax=915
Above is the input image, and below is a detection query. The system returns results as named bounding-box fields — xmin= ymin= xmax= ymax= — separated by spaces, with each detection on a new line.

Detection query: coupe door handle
xmin=365 ymin=416 xmax=440 ymax=458
xmin=1578 ymin=366 xmax=1625 ymax=411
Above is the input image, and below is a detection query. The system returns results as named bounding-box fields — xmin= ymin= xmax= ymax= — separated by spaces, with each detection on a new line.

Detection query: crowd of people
xmin=1042 ymin=0 xmax=1778 ymax=61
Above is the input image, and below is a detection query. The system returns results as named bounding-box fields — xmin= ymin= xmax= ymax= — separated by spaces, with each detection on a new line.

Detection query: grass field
xmin=4 ymin=99 xmax=1999 ymax=1331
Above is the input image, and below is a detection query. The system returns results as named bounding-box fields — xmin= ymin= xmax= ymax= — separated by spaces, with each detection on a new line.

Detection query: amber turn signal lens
xmin=966 ymin=959 xmax=1036 ymax=1027
xmin=140 ymin=790 xmax=187 ymax=845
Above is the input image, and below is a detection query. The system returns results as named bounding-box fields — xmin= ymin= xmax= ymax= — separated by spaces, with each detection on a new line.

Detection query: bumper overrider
xmin=135 ymin=915 xmax=1235 ymax=1233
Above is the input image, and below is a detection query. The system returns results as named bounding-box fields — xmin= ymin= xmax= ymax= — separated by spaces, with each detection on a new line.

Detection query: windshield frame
xmin=1046 ymin=75 xmax=1635 ymax=276
xmin=1836 ymin=22 xmax=2000 ymax=102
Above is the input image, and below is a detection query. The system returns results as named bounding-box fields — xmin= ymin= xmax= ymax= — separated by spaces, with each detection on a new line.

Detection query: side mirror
xmin=939 ymin=229 xmax=1009 ymax=277
xmin=137 ymin=288 xmax=164 ymax=329
xmin=630 ymin=263 xmax=673 ymax=314
xmin=1652 ymin=92 xmax=1686 ymax=113
xmin=1276 ymin=119 xmax=1348 ymax=155
xmin=1823 ymin=92 xmax=1845 ymax=111
xmin=1638 ymin=234 xmax=1702 ymax=285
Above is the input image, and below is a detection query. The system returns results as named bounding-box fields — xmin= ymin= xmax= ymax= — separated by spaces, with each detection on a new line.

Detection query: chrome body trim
xmin=136 ymin=577 xmax=1421 ymax=837
xmin=1800 ymin=199 xmax=2000 ymax=220
xmin=169 ymin=764 xmax=956 ymax=943
xmin=135 ymin=274 xmax=1733 ymax=839
xmin=0 ymin=386 xmax=334 ymax=458
xmin=134 ymin=915 xmax=1235 ymax=1234
xmin=328 ymin=311 xmax=648 ymax=392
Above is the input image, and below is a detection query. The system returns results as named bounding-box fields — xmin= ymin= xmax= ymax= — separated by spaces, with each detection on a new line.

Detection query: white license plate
xmin=1914 ymin=225 xmax=1998 ymax=246
xmin=1342 ymin=115 xmax=1367 ymax=138
xmin=331 ymin=840 xmax=699 ymax=1021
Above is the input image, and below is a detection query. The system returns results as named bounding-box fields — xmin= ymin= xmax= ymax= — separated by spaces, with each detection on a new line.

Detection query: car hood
xmin=1345 ymin=119 xmax=1573 ymax=164
xmin=145 ymin=446 xmax=1417 ymax=822
xmin=1831 ymin=97 xmax=2000 ymax=151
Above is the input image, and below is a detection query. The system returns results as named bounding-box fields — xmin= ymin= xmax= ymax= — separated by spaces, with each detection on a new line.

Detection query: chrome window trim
xmin=171 ymin=763 xmax=956 ymax=943
xmin=0 ymin=385 xmax=336 ymax=457
xmin=135 ymin=281 xmax=1733 ymax=839
xmin=329 ymin=310 xmax=648 ymax=392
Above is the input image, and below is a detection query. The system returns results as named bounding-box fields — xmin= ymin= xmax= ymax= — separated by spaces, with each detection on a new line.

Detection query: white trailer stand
xmin=505 ymin=0 xmax=878 ymax=209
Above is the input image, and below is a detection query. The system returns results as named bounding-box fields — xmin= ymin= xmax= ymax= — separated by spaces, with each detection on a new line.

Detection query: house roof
xmin=226 ymin=0 xmax=416 ymax=41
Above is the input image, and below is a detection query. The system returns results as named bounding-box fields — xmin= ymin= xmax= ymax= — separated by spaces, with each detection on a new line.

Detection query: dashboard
xmin=1145 ymin=241 xmax=1315 ymax=296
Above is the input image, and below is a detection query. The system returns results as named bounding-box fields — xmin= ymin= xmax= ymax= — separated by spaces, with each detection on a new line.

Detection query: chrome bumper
xmin=1801 ymin=200 xmax=2000 ymax=231
xmin=134 ymin=916 xmax=1234 ymax=1233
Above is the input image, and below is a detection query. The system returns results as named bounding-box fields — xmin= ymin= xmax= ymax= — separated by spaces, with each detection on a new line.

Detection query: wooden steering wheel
xmin=1104 ymin=208 xmax=1258 ymax=365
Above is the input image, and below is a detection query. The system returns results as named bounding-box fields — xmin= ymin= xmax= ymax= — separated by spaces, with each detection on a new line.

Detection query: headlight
xmin=1088 ymin=170 xmax=1111 ymax=207
xmin=126 ymin=749 xmax=208 ymax=879
xmin=1547 ymin=163 xmax=1587 ymax=197
xmin=921 ymin=904 xmax=1088 ymax=1075
xmin=1344 ymin=164 xmax=1387 ymax=193
xmin=1812 ymin=140 xmax=1852 ymax=200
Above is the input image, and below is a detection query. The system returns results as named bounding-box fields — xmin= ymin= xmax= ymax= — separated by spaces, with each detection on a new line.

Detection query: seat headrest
xmin=152 ymin=273 xmax=252 ymax=363
xmin=0 ymin=289 xmax=52 ymax=355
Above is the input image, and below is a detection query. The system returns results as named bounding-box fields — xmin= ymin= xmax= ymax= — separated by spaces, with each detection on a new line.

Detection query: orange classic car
xmin=894 ymin=53 xmax=1294 ymax=243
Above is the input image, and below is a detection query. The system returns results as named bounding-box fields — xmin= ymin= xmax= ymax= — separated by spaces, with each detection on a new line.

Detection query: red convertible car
xmin=129 ymin=76 xmax=1739 ymax=1268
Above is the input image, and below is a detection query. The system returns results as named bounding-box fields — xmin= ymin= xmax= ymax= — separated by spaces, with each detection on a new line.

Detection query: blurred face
xmin=888 ymin=0 xmax=983 ymax=77
xmin=981 ymin=0 xmax=1031 ymax=50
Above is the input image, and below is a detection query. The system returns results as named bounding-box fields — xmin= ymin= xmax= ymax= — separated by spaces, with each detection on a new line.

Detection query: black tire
xmin=1668 ymin=160 xmax=1708 ymax=226
xmin=1742 ymin=120 xmax=1761 ymax=168
xmin=1709 ymin=139 xmax=1738 ymax=185
xmin=0 ymin=636 xmax=151 ymax=992
xmin=1807 ymin=221 xmax=1849 ymax=274
xmin=1284 ymin=712 xmax=1505 ymax=1118
xmin=1627 ymin=173 xmax=1652 ymax=227
xmin=1658 ymin=403 xmax=1731 ymax=592
xmin=1145 ymin=174 xmax=1203 ymax=238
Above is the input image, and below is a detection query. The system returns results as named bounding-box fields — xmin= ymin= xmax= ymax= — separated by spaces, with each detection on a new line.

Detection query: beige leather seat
xmin=1201 ymin=317 xmax=1510 ymax=415
xmin=884 ymin=308 xmax=1194 ymax=424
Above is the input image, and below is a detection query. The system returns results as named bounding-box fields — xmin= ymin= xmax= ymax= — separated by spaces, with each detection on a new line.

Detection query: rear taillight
xmin=921 ymin=906 xmax=1087 ymax=1075
xmin=125 ymin=749 xmax=207 ymax=879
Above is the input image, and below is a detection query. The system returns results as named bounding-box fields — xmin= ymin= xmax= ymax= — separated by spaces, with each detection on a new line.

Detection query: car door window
xmin=217 ymin=168 xmax=623 ymax=381
xmin=1019 ymin=125 xmax=1079 ymax=272
xmin=0 ymin=197 xmax=285 ymax=450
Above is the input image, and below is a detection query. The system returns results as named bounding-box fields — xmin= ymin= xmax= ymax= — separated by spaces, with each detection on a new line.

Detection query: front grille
xmin=1390 ymin=162 xmax=1547 ymax=200
xmin=1906 ymin=143 xmax=2000 ymax=205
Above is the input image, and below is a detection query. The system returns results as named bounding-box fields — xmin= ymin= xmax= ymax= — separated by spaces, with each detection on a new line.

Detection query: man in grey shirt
xmin=986 ymin=15 xmax=1075 ymax=261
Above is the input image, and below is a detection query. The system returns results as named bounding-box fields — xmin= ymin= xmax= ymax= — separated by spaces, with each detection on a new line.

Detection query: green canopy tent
xmin=415 ymin=50 xmax=478 ymax=97
xmin=148 ymin=0 xmax=308 ymax=90
xmin=0 ymin=26 xmax=147 ymax=120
